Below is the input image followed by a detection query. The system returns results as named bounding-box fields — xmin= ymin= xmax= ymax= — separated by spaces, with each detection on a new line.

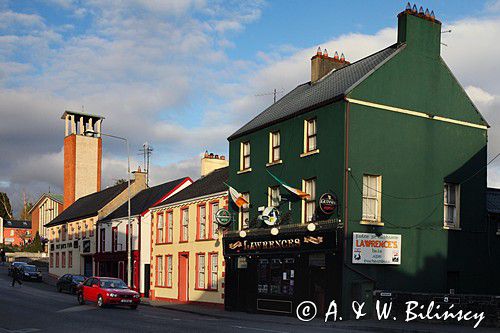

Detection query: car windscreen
xmin=24 ymin=266 xmax=37 ymax=272
xmin=73 ymin=276 xmax=85 ymax=282
xmin=99 ymin=279 xmax=128 ymax=289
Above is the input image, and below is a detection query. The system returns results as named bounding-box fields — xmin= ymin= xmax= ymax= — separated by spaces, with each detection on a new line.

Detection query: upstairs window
xmin=444 ymin=183 xmax=460 ymax=229
xmin=303 ymin=178 xmax=316 ymax=223
xmin=240 ymin=141 xmax=251 ymax=171
xmin=181 ymin=208 xmax=189 ymax=242
xmin=210 ymin=202 xmax=219 ymax=240
xmin=270 ymin=131 xmax=281 ymax=163
xmin=166 ymin=211 xmax=173 ymax=243
xmin=198 ymin=204 xmax=206 ymax=240
xmin=305 ymin=118 xmax=317 ymax=152
xmin=269 ymin=186 xmax=281 ymax=208
xmin=100 ymin=228 xmax=106 ymax=252
xmin=157 ymin=213 xmax=164 ymax=244
xmin=362 ymin=174 xmax=382 ymax=224
xmin=240 ymin=193 xmax=250 ymax=229
xmin=112 ymin=227 xmax=118 ymax=251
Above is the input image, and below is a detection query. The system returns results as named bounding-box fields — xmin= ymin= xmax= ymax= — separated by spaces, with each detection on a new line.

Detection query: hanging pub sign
xmin=319 ymin=192 xmax=337 ymax=215
xmin=260 ymin=207 xmax=280 ymax=226
xmin=352 ymin=232 xmax=401 ymax=265
xmin=215 ymin=208 xmax=233 ymax=227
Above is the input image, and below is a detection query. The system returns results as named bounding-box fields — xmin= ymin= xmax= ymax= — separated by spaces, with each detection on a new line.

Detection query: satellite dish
xmin=261 ymin=207 xmax=280 ymax=226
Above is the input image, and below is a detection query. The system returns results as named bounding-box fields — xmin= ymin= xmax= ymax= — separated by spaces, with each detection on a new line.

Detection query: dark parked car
xmin=77 ymin=277 xmax=140 ymax=309
xmin=8 ymin=261 xmax=28 ymax=276
xmin=57 ymin=274 xmax=85 ymax=294
xmin=19 ymin=265 xmax=42 ymax=281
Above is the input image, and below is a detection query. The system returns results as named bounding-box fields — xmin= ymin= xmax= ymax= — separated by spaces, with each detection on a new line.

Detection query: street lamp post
xmin=85 ymin=130 xmax=132 ymax=287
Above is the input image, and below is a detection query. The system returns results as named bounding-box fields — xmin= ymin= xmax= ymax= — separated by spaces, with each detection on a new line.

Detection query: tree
xmin=0 ymin=192 xmax=13 ymax=219
xmin=20 ymin=201 xmax=33 ymax=220
xmin=23 ymin=232 xmax=43 ymax=253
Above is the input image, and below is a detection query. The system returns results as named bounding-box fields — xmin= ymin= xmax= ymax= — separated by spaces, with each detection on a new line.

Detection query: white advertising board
xmin=352 ymin=232 xmax=401 ymax=265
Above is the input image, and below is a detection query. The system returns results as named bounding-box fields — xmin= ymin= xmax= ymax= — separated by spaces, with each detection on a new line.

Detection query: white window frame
xmin=304 ymin=118 xmax=317 ymax=153
xmin=157 ymin=256 xmax=164 ymax=287
xmin=198 ymin=204 xmax=206 ymax=240
xmin=268 ymin=186 xmax=281 ymax=208
xmin=181 ymin=208 xmax=189 ymax=242
xmin=239 ymin=193 xmax=250 ymax=229
xmin=211 ymin=202 xmax=219 ymax=239
xmin=157 ymin=213 xmax=164 ymax=243
xmin=240 ymin=141 xmax=251 ymax=171
xmin=269 ymin=131 xmax=281 ymax=163
xmin=166 ymin=255 xmax=173 ymax=287
xmin=167 ymin=211 xmax=173 ymax=243
xmin=361 ymin=174 xmax=382 ymax=225
xmin=444 ymin=183 xmax=460 ymax=229
xmin=210 ymin=253 xmax=218 ymax=290
xmin=302 ymin=178 xmax=316 ymax=223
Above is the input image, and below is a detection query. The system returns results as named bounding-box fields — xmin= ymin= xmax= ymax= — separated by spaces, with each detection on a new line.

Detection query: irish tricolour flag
xmin=266 ymin=170 xmax=310 ymax=199
xmin=226 ymin=183 xmax=249 ymax=207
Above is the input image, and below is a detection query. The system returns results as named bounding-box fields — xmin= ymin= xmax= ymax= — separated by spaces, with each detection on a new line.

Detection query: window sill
xmin=266 ymin=160 xmax=282 ymax=167
xmin=237 ymin=168 xmax=252 ymax=174
xmin=300 ymin=149 xmax=319 ymax=158
xmin=156 ymin=242 xmax=173 ymax=245
xmin=154 ymin=285 xmax=171 ymax=289
xmin=360 ymin=220 xmax=384 ymax=226
xmin=179 ymin=240 xmax=189 ymax=243
xmin=443 ymin=226 xmax=461 ymax=231
xmin=196 ymin=238 xmax=215 ymax=242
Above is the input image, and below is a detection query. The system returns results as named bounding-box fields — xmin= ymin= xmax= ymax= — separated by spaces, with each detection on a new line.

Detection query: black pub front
xmin=223 ymin=222 xmax=341 ymax=315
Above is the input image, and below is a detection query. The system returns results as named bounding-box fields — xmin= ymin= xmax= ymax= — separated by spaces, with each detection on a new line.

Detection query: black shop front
xmin=223 ymin=223 xmax=341 ymax=315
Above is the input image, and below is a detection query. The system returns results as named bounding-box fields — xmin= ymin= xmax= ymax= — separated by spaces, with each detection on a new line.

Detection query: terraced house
xmin=46 ymin=170 xmax=147 ymax=278
xmin=150 ymin=154 xmax=228 ymax=305
xmin=224 ymin=7 xmax=500 ymax=317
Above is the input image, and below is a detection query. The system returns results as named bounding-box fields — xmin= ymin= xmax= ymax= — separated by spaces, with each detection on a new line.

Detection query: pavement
xmin=0 ymin=266 xmax=497 ymax=333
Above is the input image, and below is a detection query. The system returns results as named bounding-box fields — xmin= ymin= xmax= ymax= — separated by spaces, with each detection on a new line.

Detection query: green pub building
xmin=223 ymin=6 xmax=500 ymax=317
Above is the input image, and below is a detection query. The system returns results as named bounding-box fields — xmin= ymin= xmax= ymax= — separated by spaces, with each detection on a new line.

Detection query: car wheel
xmin=77 ymin=293 xmax=85 ymax=305
xmin=97 ymin=295 xmax=104 ymax=308
xmin=130 ymin=304 xmax=138 ymax=310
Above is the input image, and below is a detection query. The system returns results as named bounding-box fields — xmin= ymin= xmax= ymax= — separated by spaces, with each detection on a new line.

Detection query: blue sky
xmin=1 ymin=0 xmax=500 ymax=213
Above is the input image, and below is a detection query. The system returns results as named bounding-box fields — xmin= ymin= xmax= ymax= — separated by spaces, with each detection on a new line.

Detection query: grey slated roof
xmin=487 ymin=188 xmax=500 ymax=214
xmin=228 ymin=43 xmax=402 ymax=140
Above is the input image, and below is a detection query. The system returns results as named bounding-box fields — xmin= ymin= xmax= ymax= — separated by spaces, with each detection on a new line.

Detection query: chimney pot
xmin=316 ymin=46 xmax=322 ymax=56
xmin=323 ymin=48 xmax=328 ymax=57
xmin=406 ymin=2 xmax=411 ymax=10
xmin=221 ymin=155 xmax=225 ymax=160
xmin=340 ymin=53 xmax=345 ymax=62
xmin=430 ymin=10 xmax=435 ymax=19
xmin=412 ymin=4 xmax=417 ymax=12
xmin=333 ymin=51 xmax=339 ymax=60
xmin=419 ymin=6 xmax=424 ymax=14
xmin=425 ymin=8 xmax=430 ymax=17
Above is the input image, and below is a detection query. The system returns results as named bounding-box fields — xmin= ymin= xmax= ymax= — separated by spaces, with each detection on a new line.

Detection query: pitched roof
xmin=155 ymin=167 xmax=228 ymax=207
xmin=101 ymin=177 xmax=191 ymax=221
xmin=487 ymin=188 xmax=500 ymax=214
xmin=3 ymin=219 xmax=31 ymax=229
xmin=29 ymin=193 xmax=63 ymax=213
xmin=45 ymin=182 xmax=129 ymax=227
xmin=228 ymin=44 xmax=402 ymax=140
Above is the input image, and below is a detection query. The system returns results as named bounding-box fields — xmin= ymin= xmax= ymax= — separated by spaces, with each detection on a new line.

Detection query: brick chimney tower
xmin=311 ymin=47 xmax=350 ymax=84
xmin=61 ymin=110 xmax=104 ymax=209
xmin=201 ymin=151 xmax=228 ymax=177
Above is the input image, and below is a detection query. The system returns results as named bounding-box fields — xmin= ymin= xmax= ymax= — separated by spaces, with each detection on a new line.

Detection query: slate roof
xmin=3 ymin=220 xmax=31 ymax=229
xmin=155 ymin=167 xmax=228 ymax=207
xmin=45 ymin=182 xmax=130 ymax=227
xmin=486 ymin=188 xmax=500 ymax=214
xmin=229 ymin=43 xmax=402 ymax=140
xmin=102 ymin=177 xmax=190 ymax=221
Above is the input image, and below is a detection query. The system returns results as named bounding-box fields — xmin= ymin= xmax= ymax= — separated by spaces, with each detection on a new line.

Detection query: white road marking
xmin=231 ymin=325 xmax=289 ymax=333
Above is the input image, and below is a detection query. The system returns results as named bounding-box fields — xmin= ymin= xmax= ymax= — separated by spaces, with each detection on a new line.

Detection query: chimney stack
xmin=201 ymin=151 xmax=228 ymax=177
xmin=311 ymin=47 xmax=350 ymax=84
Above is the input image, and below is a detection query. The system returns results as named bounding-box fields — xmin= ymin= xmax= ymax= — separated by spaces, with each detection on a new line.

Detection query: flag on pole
xmin=266 ymin=170 xmax=310 ymax=199
xmin=225 ymin=183 xmax=249 ymax=207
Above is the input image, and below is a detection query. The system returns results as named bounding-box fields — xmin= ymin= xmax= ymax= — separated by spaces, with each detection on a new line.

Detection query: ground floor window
xmin=61 ymin=252 xmax=66 ymax=268
xmin=257 ymin=257 xmax=295 ymax=296
xmin=156 ymin=256 xmax=164 ymax=286
xmin=208 ymin=253 xmax=218 ymax=290
xmin=68 ymin=251 xmax=72 ymax=268
xmin=196 ymin=253 xmax=205 ymax=289
xmin=56 ymin=253 xmax=60 ymax=268
xmin=50 ymin=253 xmax=53 ymax=268
xmin=166 ymin=255 xmax=173 ymax=287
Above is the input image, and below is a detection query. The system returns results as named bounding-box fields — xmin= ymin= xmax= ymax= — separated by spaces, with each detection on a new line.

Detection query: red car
xmin=77 ymin=277 xmax=140 ymax=309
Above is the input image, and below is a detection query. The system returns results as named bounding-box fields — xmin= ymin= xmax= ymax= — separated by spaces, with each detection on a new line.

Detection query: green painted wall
xmin=228 ymin=101 xmax=346 ymax=228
